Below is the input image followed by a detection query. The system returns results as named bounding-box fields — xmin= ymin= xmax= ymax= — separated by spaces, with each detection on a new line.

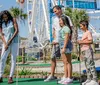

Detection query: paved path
xmin=18 ymin=59 xmax=100 ymax=74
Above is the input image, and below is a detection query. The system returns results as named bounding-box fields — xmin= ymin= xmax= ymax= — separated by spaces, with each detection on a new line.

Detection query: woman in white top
xmin=0 ymin=10 xmax=19 ymax=84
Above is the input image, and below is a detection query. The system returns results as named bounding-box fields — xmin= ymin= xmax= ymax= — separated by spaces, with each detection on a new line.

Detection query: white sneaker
xmin=44 ymin=75 xmax=56 ymax=82
xmin=58 ymin=77 xmax=67 ymax=84
xmin=61 ymin=78 xmax=73 ymax=84
xmin=86 ymin=80 xmax=99 ymax=85
xmin=82 ymin=79 xmax=91 ymax=85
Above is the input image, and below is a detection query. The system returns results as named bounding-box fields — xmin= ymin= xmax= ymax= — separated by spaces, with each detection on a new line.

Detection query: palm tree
xmin=10 ymin=7 xmax=27 ymax=22
xmin=64 ymin=8 xmax=89 ymax=53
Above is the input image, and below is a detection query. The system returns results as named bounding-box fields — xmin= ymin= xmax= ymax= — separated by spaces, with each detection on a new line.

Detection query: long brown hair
xmin=60 ymin=15 xmax=72 ymax=39
xmin=0 ymin=10 xmax=13 ymax=28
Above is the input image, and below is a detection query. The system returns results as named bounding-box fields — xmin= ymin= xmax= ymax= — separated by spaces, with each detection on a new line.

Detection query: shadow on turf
xmin=16 ymin=78 xmax=44 ymax=82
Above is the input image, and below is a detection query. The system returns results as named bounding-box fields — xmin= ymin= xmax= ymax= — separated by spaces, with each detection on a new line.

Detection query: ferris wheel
xmin=26 ymin=0 xmax=59 ymax=49
xmin=18 ymin=0 xmax=99 ymax=43
xmin=25 ymin=0 xmax=56 ymax=61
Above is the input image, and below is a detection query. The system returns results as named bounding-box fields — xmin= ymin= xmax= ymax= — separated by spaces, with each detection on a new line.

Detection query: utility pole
xmin=49 ymin=0 xmax=53 ymax=42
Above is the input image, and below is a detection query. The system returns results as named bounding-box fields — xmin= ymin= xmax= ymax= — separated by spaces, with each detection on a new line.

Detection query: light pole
xmin=72 ymin=0 xmax=74 ymax=10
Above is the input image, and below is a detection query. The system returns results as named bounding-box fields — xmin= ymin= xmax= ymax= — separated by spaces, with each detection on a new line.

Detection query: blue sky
xmin=0 ymin=0 xmax=29 ymax=38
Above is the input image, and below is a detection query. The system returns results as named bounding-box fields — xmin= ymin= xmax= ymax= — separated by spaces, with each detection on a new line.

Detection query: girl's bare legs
xmin=62 ymin=53 xmax=72 ymax=78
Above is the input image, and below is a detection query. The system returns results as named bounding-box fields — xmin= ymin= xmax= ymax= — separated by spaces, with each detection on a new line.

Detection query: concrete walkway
xmin=18 ymin=59 xmax=100 ymax=74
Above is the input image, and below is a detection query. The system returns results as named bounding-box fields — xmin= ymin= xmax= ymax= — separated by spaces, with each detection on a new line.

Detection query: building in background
xmin=59 ymin=0 xmax=100 ymax=9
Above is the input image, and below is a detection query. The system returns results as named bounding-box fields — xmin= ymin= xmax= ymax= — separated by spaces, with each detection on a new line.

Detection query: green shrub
xmin=18 ymin=67 xmax=32 ymax=75
xmin=71 ymin=53 xmax=78 ymax=59
xmin=97 ymin=72 xmax=100 ymax=79
xmin=4 ymin=65 xmax=10 ymax=75
xmin=18 ymin=67 xmax=47 ymax=75
xmin=6 ymin=55 xmax=11 ymax=64
xmin=72 ymin=72 xmax=80 ymax=77
xmin=17 ymin=56 xmax=22 ymax=62
xmin=31 ymin=57 xmax=37 ymax=61
xmin=42 ymin=72 xmax=48 ymax=76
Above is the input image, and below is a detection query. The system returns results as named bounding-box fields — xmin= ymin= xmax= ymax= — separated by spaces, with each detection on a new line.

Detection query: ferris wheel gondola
xmin=16 ymin=0 xmax=25 ymax=8
xmin=16 ymin=0 xmax=25 ymax=4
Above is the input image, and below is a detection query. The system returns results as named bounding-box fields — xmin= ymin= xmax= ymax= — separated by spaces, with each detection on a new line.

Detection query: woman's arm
xmin=77 ymin=39 xmax=93 ymax=44
xmin=7 ymin=18 xmax=19 ymax=46
xmin=63 ymin=33 xmax=69 ymax=48
xmin=0 ymin=27 xmax=7 ymax=45
xmin=61 ymin=33 xmax=69 ymax=53
xmin=83 ymin=39 xmax=93 ymax=44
